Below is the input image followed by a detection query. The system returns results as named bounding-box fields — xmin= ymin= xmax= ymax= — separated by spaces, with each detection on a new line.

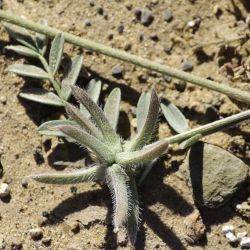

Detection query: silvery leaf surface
xmin=6 ymin=45 xmax=39 ymax=58
xmin=35 ymin=19 xmax=48 ymax=55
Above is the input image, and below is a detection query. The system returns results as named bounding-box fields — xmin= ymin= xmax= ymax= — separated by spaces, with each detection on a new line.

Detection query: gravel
xmin=0 ymin=183 xmax=10 ymax=198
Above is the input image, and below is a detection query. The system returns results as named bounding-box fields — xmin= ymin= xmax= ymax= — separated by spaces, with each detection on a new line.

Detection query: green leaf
xmin=127 ymin=176 xmax=140 ymax=245
xmin=127 ymin=89 xmax=160 ymax=151
xmin=136 ymin=92 xmax=150 ymax=133
xmin=161 ymin=100 xmax=190 ymax=133
xmin=80 ymin=78 xmax=102 ymax=117
xmin=59 ymin=125 xmax=115 ymax=164
xmin=4 ymin=23 xmax=37 ymax=50
xmin=19 ymin=88 xmax=64 ymax=106
xmin=72 ymin=85 xmax=121 ymax=150
xmin=117 ymin=140 xmax=168 ymax=166
xmin=105 ymin=164 xmax=130 ymax=232
xmin=49 ymin=33 xmax=64 ymax=75
xmin=179 ymin=134 xmax=202 ymax=149
xmin=7 ymin=64 xmax=49 ymax=79
xmin=61 ymin=55 xmax=83 ymax=101
xmin=31 ymin=165 xmax=103 ymax=184
xmin=37 ymin=119 xmax=76 ymax=136
xmin=104 ymin=88 xmax=121 ymax=131
xmin=6 ymin=45 xmax=39 ymax=58
xmin=35 ymin=19 xmax=48 ymax=55
xmin=65 ymin=102 xmax=102 ymax=139
xmin=138 ymin=159 xmax=157 ymax=186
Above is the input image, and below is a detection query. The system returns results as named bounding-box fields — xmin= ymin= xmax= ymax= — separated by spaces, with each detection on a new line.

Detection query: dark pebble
xmin=174 ymin=80 xmax=186 ymax=92
xmin=21 ymin=178 xmax=28 ymax=188
xmin=89 ymin=0 xmax=95 ymax=7
xmin=70 ymin=186 xmax=77 ymax=194
xmin=141 ymin=9 xmax=154 ymax=26
xmin=103 ymin=11 xmax=109 ymax=20
xmin=150 ymin=33 xmax=159 ymax=41
xmin=107 ymin=33 xmax=114 ymax=40
xmin=96 ymin=7 xmax=104 ymax=15
xmin=117 ymin=24 xmax=125 ymax=34
xmin=112 ymin=64 xmax=123 ymax=78
xmin=182 ymin=61 xmax=193 ymax=72
xmin=42 ymin=211 xmax=50 ymax=218
xmin=139 ymin=32 xmax=144 ymax=42
xmin=163 ymin=10 xmax=173 ymax=22
xmin=84 ymin=19 xmax=92 ymax=27
xmin=32 ymin=146 xmax=44 ymax=165
xmin=134 ymin=7 xmax=142 ymax=19
xmin=11 ymin=239 xmax=22 ymax=250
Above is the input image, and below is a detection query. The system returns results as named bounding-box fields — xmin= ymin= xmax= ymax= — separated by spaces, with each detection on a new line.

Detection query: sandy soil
xmin=0 ymin=0 xmax=249 ymax=249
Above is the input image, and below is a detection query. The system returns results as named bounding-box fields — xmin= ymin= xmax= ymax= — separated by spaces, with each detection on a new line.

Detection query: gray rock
xmin=141 ymin=9 xmax=154 ymax=26
xmin=29 ymin=228 xmax=43 ymax=240
xmin=163 ymin=10 xmax=173 ymax=22
xmin=0 ymin=183 xmax=10 ymax=198
xmin=184 ymin=142 xmax=248 ymax=208
xmin=182 ymin=61 xmax=193 ymax=71
xmin=112 ymin=64 xmax=123 ymax=78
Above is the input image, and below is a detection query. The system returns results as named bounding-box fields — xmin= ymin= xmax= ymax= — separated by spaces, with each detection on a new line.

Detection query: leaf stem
xmin=165 ymin=110 xmax=250 ymax=145
xmin=0 ymin=10 xmax=249 ymax=104
xmin=38 ymin=54 xmax=61 ymax=96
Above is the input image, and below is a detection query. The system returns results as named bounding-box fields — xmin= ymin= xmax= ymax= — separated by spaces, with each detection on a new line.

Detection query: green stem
xmin=38 ymin=54 xmax=61 ymax=96
xmin=0 ymin=10 xmax=249 ymax=105
xmin=166 ymin=109 xmax=250 ymax=144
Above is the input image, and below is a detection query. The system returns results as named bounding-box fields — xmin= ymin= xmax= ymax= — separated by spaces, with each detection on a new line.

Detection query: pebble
xmin=84 ymin=19 xmax=92 ymax=27
xmin=134 ymin=7 xmax=142 ymax=19
xmin=29 ymin=228 xmax=43 ymax=240
xmin=42 ymin=237 xmax=51 ymax=246
xmin=0 ymin=183 xmax=10 ymax=198
xmin=141 ymin=9 xmax=154 ymax=26
xmin=89 ymin=0 xmax=95 ymax=7
xmin=96 ymin=7 xmax=104 ymax=15
xmin=149 ymin=33 xmax=159 ymax=41
xmin=70 ymin=186 xmax=77 ymax=194
xmin=0 ymin=96 xmax=6 ymax=105
xmin=69 ymin=221 xmax=80 ymax=234
xmin=225 ymin=231 xmax=238 ymax=243
xmin=117 ymin=24 xmax=125 ymax=34
xmin=112 ymin=64 xmax=123 ymax=77
xmin=32 ymin=146 xmax=44 ymax=165
xmin=182 ymin=61 xmax=193 ymax=72
xmin=21 ymin=178 xmax=28 ymax=188
xmin=213 ymin=5 xmax=222 ymax=17
xmin=163 ymin=10 xmax=173 ymax=22
xmin=174 ymin=80 xmax=186 ymax=92
xmin=11 ymin=239 xmax=22 ymax=250
xmin=240 ymin=237 xmax=250 ymax=248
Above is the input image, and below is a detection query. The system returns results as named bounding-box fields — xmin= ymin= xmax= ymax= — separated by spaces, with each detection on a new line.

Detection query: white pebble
xmin=225 ymin=232 xmax=238 ymax=243
xmin=240 ymin=237 xmax=250 ymax=248
xmin=237 ymin=232 xmax=247 ymax=240
xmin=222 ymin=225 xmax=234 ymax=234
xmin=0 ymin=183 xmax=10 ymax=198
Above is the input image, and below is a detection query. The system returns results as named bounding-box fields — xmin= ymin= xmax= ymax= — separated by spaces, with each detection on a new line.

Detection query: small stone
xmin=182 ymin=61 xmax=193 ymax=72
xmin=139 ymin=32 xmax=144 ymax=42
xmin=70 ymin=221 xmax=80 ymax=234
xmin=174 ymin=80 xmax=186 ymax=92
xmin=141 ymin=9 xmax=154 ymax=26
xmin=107 ymin=33 xmax=113 ymax=40
xmin=134 ymin=7 xmax=142 ymax=19
xmin=29 ymin=228 xmax=43 ymax=240
xmin=213 ymin=5 xmax=222 ymax=17
xmin=42 ymin=211 xmax=50 ymax=218
xmin=0 ymin=96 xmax=6 ymax=105
xmin=222 ymin=225 xmax=234 ymax=234
xmin=89 ymin=0 xmax=95 ymax=7
xmin=149 ymin=33 xmax=159 ymax=41
xmin=42 ymin=237 xmax=51 ymax=246
xmin=103 ymin=11 xmax=109 ymax=20
xmin=21 ymin=178 xmax=28 ymax=188
xmin=84 ymin=19 xmax=92 ymax=27
xmin=96 ymin=7 xmax=103 ymax=15
xmin=187 ymin=18 xmax=201 ymax=29
xmin=117 ymin=24 xmax=125 ymax=34
xmin=237 ymin=232 xmax=247 ymax=240
xmin=163 ymin=10 xmax=173 ymax=22
xmin=70 ymin=186 xmax=77 ymax=194
xmin=225 ymin=232 xmax=238 ymax=243
xmin=112 ymin=64 xmax=123 ymax=78
xmin=11 ymin=238 xmax=22 ymax=250
xmin=32 ymin=146 xmax=44 ymax=165
xmin=0 ymin=183 xmax=10 ymax=198
xmin=240 ymin=237 xmax=250 ymax=248
xmin=125 ymin=2 xmax=132 ymax=10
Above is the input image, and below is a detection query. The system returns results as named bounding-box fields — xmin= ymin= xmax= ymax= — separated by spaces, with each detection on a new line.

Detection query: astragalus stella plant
xmin=32 ymin=85 xmax=167 ymax=245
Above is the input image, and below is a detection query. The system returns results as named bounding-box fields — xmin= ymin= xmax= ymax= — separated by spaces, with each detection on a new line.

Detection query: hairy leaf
xmin=35 ymin=19 xmax=48 ymax=55
xmin=179 ymin=133 xmax=202 ymax=149
xmin=104 ymin=88 xmax=121 ymax=131
xmin=161 ymin=100 xmax=189 ymax=133
xmin=4 ymin=23 xmax=36 ymax=50
xmin=7 ymin=64 xmax=49 ymax=79
xmin=117 ymin=140 xmax=168 ymax=166
xmin=127 ymin=89 xmax=159 ymax=151
xmin=127 ymin=175 xmax=140 ymax=245
xmin=80 ymin=78 xmax=102 ymax=117
xmin=19 ymin=89 xmax=64 ymax=106
xmin=105 ymin=164 xmax=130 ymax=232
xmin=138 ymin=159 xmax=157 ymax=186
xmin=59 ymin=125 xmax=115 ymax=164
xmin=32 ymin=165 xmax=103 ymax=184
xmin=136 ymin=92 xmax=150 ymax=133
xmin=71 ymin=85 xmax=121 ymax=149
xmin=6 ymin=45 xmax=39 ymax=58
xmin=49 ymin=33 xmax=64 ymax=75
xmin=61 ymin=55 xmax=83 ymax=101
xmin=65 ymin=102 xmax=102 ymax=139
xmin=37 ymin=119 xmax=76 ymax=136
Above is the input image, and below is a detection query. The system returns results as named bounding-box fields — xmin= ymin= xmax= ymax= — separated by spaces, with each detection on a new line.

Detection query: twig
xmin=166 ymin=109 xmax=250 ymax=144
xmin=0 ymin=10 xmax=250 ymax=105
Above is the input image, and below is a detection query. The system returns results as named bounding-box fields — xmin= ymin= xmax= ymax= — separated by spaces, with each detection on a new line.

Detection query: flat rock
xmin=183 ymin=142 xmax=248 ymax=208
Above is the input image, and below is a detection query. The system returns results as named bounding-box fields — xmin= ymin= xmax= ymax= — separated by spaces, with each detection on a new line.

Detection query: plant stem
xmin=166 ymin=109 xmax=250 ymax=145
xmin=0 ymin=10 xmax=250 ymax=105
